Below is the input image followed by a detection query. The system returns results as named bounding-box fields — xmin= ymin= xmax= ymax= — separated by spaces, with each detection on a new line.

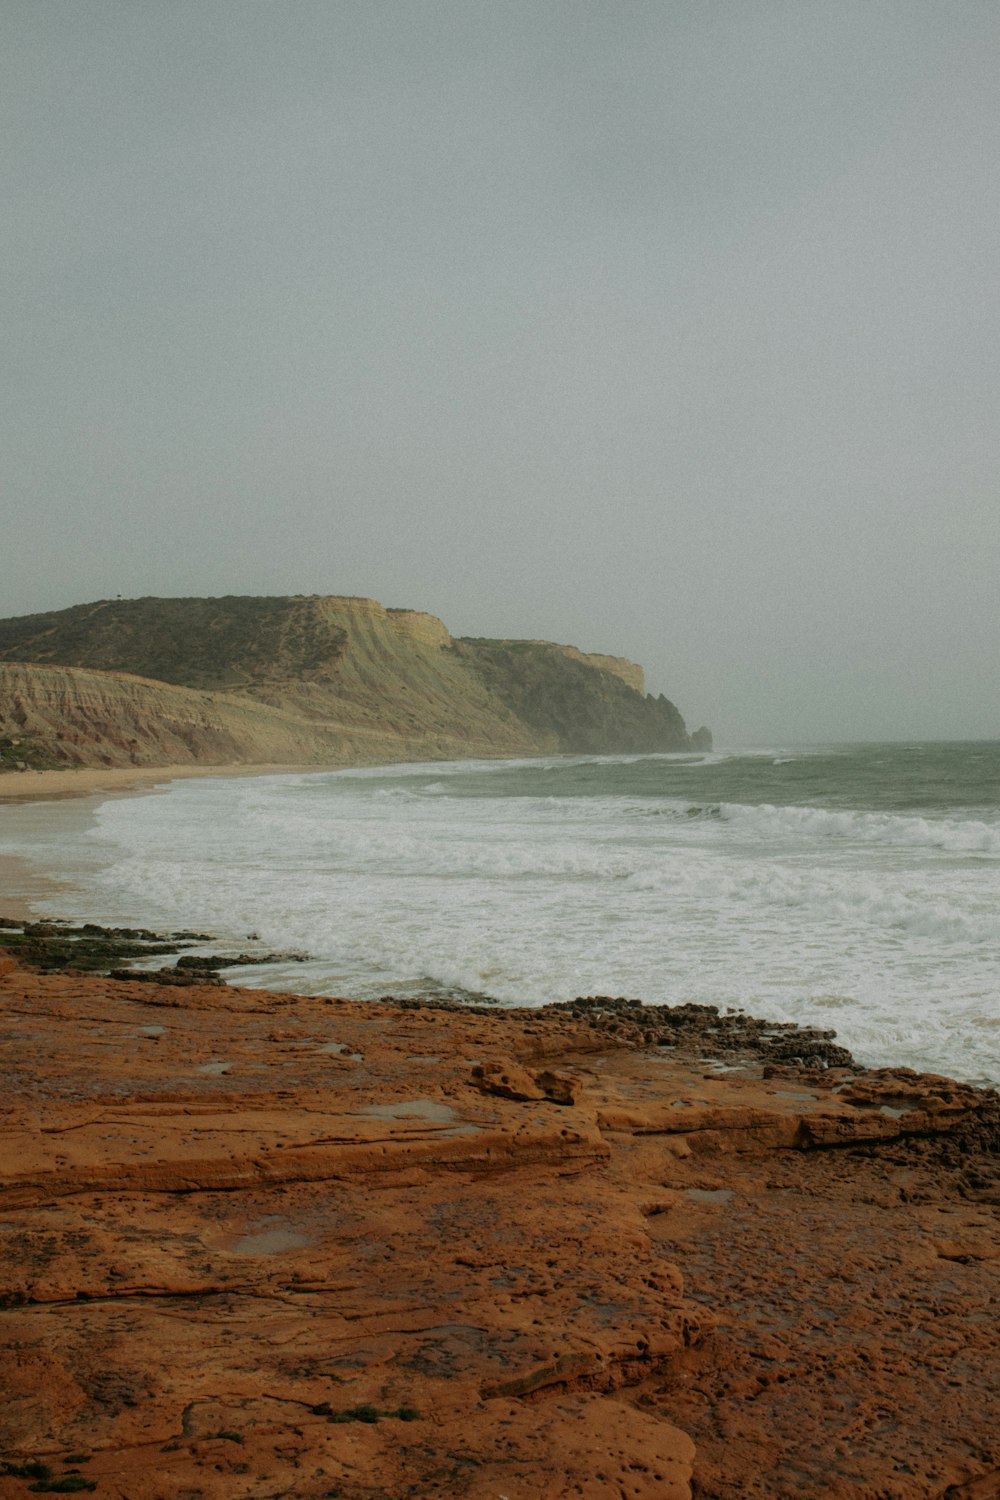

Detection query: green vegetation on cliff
xmin=0 ymin=596 xmax=348 ymax=689
xmin=455 ymin=638 xmax=690 ymax=754
xmin=0 ymin=595 xmax=706 ymax=769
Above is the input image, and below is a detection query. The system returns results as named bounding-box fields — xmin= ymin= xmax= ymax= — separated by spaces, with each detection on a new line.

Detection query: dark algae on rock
xmin=551 ymin=994 xmax=857 ymax=1070
xmin=0 ymin=918 xmax=300 ymax=985
xmin=0 ymin=920 xmax=185 ymax=974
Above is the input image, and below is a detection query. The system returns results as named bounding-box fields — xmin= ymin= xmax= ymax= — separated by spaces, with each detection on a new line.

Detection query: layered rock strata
xmin=0 ymin=962 xmax=996 ymax=1498
xmin=0 ymin=595 xmax=704 ymax=770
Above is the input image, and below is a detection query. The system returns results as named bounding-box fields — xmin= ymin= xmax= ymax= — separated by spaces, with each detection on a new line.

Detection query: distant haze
xmin=3 ymin=2 xmax=998 ymax=742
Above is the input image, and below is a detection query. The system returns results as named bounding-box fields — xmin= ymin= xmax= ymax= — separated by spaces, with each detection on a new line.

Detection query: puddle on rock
xmin=232 ymin=1222 xmax=313 ymax=1256
xmin=839 ymin=1092 xmax=917 ymax=1118
xmin=685 ymin=1187 xmax=734 ymax=1205
xmin=356 ymin=1098 xmax=458 ymax=1124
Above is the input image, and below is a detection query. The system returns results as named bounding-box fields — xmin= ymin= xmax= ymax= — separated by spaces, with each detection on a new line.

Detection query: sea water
xmin=2 ymin=743 xmax=998 ymax=1086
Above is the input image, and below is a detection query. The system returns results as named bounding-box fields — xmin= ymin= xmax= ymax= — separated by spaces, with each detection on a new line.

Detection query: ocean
xmin=3 ymin=743 xmax=999 ymax=1086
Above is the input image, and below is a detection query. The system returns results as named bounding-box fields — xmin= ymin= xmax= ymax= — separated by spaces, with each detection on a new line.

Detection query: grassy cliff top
xmin=0 ymin=595 xmax=702 ymax=759
xmin=0 ymin=596 xmax=349 ymax=689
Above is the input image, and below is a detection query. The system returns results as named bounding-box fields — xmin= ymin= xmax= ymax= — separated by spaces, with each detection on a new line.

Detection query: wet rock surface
xmin=552 ymin=994 xmax=859 ymax=1071
xmin=0 ymin=964 xmax=997 ymax=1498
xmin=0 ymin=918 xmax=302 ymax=987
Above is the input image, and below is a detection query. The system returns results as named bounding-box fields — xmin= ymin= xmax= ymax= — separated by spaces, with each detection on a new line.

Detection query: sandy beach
xmin=0 ymin=761 xmax=323 ymax=805
xmin=0 ymin=760 xmax=373 ymax=929
xmin=0 ymin=763 xmax=324 ymax=924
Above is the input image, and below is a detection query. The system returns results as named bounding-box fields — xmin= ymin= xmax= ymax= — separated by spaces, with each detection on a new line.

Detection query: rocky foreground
xmin=1 ymin=957 xmax=998 ymax=1499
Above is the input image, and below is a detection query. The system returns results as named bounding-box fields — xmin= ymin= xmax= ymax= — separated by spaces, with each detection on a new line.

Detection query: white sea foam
xmin=716 ymin=800 xmax=1000 ymax=854
xmin=2 ymin=748 xmax=998 ymax=1086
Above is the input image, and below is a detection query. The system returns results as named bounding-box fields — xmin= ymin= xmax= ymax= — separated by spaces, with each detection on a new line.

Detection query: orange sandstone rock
xmin=0 ymin=969 xmax=997 ymax=1499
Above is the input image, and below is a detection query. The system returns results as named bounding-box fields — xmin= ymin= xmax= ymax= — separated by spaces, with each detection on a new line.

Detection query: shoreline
xmin=3 ymin=754 xmax=997 ymax=1090
xmin=0 ymin=746 xmax=580 ymax=807
xmin=2 ymin=770 xmax=998 ymax=1493
xmin=0 ymin=761 xmax=342 ymax=926
xmin=0 ymin=851 xmax=74 ymax=924
xmin=0 ymin=759 xmax=339 ymax=806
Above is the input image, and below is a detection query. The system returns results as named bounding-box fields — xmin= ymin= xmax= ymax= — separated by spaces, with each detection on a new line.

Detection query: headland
xmin=0 ymin=595 xmax=710 ymax=775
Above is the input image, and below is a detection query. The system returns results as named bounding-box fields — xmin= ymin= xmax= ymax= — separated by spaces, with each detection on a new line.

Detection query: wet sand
xmin=0 ymin=762 xmax=334 ymax=922
xmin=0 ymin=852 xmax=71 ymax=923
xmin=0 ymin=761 xmax=321 ymax=805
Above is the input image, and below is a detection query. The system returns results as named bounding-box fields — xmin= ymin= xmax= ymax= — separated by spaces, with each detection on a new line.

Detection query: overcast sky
xmin=3 ymin=2 xmax=998 ymax=742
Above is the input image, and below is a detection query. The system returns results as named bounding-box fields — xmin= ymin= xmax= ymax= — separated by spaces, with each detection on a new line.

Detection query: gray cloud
xmin=3 ymin=1 xmax=999 ymax=740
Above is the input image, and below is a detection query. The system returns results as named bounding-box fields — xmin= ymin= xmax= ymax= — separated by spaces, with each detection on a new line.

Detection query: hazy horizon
xmin=4 ymin=3 xmax=999 ymax=742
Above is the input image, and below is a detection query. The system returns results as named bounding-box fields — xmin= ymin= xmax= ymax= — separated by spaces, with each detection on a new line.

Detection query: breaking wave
xmin=2 ymin=741 xmax=999 ymax=1085
xmin=714 ymin=801 xmax=1000 ymax=854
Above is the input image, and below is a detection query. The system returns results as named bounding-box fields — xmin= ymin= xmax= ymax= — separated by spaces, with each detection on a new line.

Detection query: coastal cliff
xmin=0 ymin=595 xmax=706 ymax=770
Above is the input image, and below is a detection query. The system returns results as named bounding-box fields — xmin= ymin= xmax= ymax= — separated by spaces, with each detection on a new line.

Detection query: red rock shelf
xmin=1 ymin=962 xmax=997 ymax=1498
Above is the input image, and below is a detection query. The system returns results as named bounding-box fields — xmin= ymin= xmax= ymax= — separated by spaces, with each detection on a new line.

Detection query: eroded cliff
xmin=0 ymin=595 xmax=704 ymax=770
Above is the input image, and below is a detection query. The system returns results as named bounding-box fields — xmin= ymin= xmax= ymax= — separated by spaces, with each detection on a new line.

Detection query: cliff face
xmin=454 ymin=638 xmax=690 ymax=755
xmin=0 ymin=662 xmax=359 ymax=770
xmin=0 ymin=596 xmax=705 ymax=771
